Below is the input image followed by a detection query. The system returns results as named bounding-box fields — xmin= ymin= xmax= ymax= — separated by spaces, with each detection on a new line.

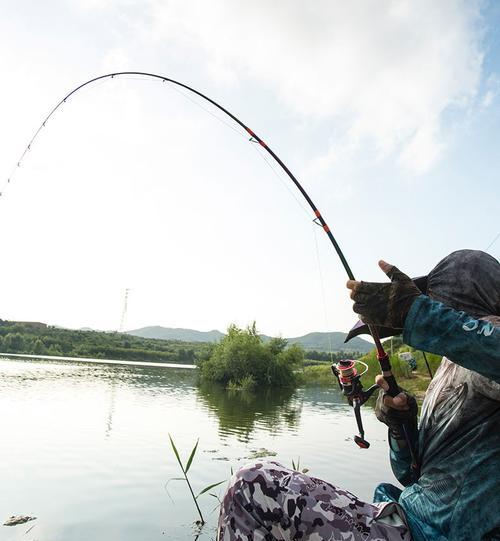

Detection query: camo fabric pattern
xmin=217 ymin=461 xmax=411 ymax=541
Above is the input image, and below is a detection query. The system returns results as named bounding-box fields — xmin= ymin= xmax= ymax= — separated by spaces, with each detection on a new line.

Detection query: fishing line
xmin=250 ymin=143 xmax=336 ymax=363
xmin=250 ymin=144 xmax=312 ymax=220
xmin=2 ymin=71 xmax=355 ymax=283
xmin=2 ymin=72 xmax=311 ymax=223
xmin=312 ymin=224 xmax=334 ymax=363
xmin=485 ymin=231 xmax=500 ymax=252
xmin=167 ymin=84 xmax=247 ymax=140
xmin=120 ymin=75 xmax=315 ymax=222
xmin=248 ymin=137 xmax=335 ymax=355
xmin=118 ymin=76 xmax=161 ymax=82
xmin=125 ymin=75 xmax=316 ymax=224
xmin=2 ymin=77 xmax=110 ymax=195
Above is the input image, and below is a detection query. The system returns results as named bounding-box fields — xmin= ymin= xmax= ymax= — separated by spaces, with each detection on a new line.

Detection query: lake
xmin=0 ymin=357 xmax=396 ymax=540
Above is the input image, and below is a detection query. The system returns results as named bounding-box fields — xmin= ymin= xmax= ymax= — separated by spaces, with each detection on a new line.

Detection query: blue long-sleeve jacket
xmin=374 ymin=295 xmax=500 ymax=541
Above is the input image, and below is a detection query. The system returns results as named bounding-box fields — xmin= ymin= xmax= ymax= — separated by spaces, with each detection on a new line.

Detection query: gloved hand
xmin=374 ymin=375 xmax=418 ymax=441
xmin=346 ymin=260 xmax=421 ymax=329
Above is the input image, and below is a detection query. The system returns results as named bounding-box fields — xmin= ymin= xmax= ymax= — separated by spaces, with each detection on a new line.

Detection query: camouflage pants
xmin=217 ymin=461 xmax=412 ymax=541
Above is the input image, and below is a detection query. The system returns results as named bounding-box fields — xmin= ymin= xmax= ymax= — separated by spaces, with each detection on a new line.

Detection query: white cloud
xmin=481 ymin=74 xmax=500 ymax=108
xmin=100 ymin=48 xmax=131 ymax=72
xmin=144 ymin=0 xmax=484 ymax=174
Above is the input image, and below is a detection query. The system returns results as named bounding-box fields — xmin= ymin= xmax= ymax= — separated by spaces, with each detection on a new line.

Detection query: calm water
xmin=0 ymin=358 xmax=395 ymax=541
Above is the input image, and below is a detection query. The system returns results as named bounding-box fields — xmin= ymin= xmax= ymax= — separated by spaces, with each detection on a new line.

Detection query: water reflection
xmin=0 ymin=358 xmax=393 ymax=541
xmin=105 ymin=378 xmax=117 ymax=438
xmin=197 ymin=384 xmax=303 ymax=442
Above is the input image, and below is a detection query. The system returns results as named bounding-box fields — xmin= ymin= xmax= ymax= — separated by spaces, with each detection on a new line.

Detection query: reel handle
xmin=353 ymin=398 xmax=370 ymax=449
xmin=354 ymin=435 xmax=370 ymax=449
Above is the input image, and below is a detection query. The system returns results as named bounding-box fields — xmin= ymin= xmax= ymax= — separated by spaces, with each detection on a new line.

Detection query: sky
xmin=0 ymin=0 xmax=499 ymax=337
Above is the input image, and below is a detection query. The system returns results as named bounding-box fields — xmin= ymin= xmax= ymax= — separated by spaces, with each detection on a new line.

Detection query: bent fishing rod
xmin=3 ymin=71 xmax=415 ymax=457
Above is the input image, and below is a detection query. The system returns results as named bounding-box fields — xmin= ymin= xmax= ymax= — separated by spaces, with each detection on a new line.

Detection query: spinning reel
xmin=332 ymin=355 xmax=419 ymax=475
xmin=331 ymin=359 xmax=380 ymax=449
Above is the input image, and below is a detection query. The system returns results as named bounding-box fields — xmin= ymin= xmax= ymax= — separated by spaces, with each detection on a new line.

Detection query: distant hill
xmin=281 ymin=332 xmax=372 ymax=353
xmin=128 ymin=326 xmax=225 ymax=343
xmin=127 ymin=326 xmax=372 ymax=353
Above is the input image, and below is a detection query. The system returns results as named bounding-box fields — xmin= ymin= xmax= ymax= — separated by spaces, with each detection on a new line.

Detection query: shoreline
xmin=0 ymin=352 xmax=197 ymax=370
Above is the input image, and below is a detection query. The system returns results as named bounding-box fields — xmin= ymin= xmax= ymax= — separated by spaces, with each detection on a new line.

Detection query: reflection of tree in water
xmin=105 ymin=376 xmax=118 ymax=438
xmin=197 ymin=384 xmax=303 ymax=443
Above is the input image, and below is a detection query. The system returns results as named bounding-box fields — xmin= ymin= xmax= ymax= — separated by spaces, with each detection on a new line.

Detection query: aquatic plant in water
xmin=168 ymin=434 xmax=226 ymax=525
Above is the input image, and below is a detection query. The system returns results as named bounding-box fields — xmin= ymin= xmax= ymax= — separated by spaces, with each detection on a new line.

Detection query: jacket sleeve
xmin=403 ymin=295 xmax=500 ymax=383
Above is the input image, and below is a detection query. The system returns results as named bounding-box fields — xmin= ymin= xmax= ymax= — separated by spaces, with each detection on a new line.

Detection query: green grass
xmin=301 ymin=348 xmax=442 ymax=401
xmin=300 ymin=363 xmax=336 ymax=385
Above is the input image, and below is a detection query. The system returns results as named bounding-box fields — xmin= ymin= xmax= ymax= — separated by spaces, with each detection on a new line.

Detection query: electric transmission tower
xmin=119 ymin=288 xmax=130 ymax=333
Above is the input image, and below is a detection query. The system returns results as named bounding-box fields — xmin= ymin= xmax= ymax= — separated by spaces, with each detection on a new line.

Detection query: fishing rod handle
xmin=376 ymin=349 xmax=401 ymax=398
xmin=369 ymin=325 xmax=401 ymax=398
xmin=383 ymin=374 xmax=400 ymax=398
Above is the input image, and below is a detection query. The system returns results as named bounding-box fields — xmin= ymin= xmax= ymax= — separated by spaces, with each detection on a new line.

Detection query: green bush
xmin=198 ymin=323 xmax=304 ymax=388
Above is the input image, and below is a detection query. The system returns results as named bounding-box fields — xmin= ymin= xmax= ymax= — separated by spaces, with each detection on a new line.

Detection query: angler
xmin=218 ymin=250 xmax=500 ymax=541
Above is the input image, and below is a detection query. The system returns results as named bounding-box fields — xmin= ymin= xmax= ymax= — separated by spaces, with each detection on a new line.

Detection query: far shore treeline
xmin=0 ymin=320 xmax=209 ymax=363
xmin=0 ymin=320 xmax=362 ymax=366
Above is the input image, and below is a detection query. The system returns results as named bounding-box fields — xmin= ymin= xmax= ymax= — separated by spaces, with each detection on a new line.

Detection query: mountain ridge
xmin=127 ymin=326 xmax=372 ymax=353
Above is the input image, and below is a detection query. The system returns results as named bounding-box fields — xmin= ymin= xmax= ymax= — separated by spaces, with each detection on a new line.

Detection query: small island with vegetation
xmin=197 ymin=323 xmax=440 ymax=399
xmin=197 ymin=323 xmax=304 ymax=389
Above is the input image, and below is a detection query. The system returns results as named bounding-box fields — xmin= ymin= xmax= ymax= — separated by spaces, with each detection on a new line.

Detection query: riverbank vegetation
xmin=0 ymin=319 xmax=438 ymax=398
xmin=197 ymin=323 xmax=304 ymax=389
xmin=303 ymin=349 xmax=363 ymax=365
xmin=0 ymin=320 xmax=209 ymax=363
xmin=301 ymin=337 xmax=441 ymax=400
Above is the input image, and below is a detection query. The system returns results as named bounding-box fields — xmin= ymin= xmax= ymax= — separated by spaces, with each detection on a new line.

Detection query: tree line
xmin=304 ymin=349 xmax=363 ymax=364
xmin=0 ymin=320 xmax=209 ymax=363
